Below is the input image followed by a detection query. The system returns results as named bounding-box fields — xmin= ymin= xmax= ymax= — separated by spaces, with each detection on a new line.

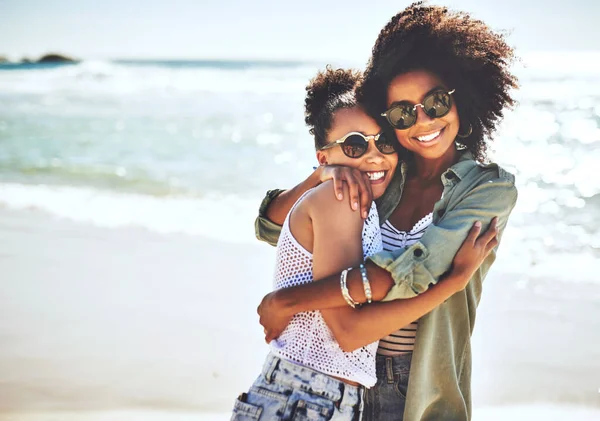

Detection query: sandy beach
xmin=1 ymin=207 xmax=599 ymax=420
xmin=0 ymin=207 xmax=273 ymax=414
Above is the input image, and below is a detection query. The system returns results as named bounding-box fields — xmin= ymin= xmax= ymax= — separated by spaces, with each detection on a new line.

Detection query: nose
xmin=364 ymin=140 xmax=385 ymax=164
xmin=414 ymin=104 xmax=434 ymax=125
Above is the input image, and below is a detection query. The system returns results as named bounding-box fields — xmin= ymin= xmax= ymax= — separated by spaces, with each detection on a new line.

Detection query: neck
xmin=410 ymin=147 xmax=459 ymax=183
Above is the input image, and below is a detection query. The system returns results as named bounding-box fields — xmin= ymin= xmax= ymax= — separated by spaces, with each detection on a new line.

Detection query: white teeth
xmin=366 ymin=171 xmax=385 ymax=181
xmin=416 ymin=130 xmax=441 ymax=142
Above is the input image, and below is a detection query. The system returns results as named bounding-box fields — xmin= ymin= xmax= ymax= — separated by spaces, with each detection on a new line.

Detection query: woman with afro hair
xmin=232 ymin=66 xmax=493 ymax=421
xmin=255 ymin=3 xmax=519 ymax=420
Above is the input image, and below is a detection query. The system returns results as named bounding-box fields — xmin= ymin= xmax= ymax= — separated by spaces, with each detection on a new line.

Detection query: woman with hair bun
xmin=255 ymin=3 xmax=519 ymax=420
xmin=231 ymin=65 xmax=495 ymax=420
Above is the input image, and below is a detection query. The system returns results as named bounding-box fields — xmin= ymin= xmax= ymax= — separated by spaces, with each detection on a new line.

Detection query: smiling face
xmin=387 ymin=69 xmax=460 ymax=162
xmin=316 ymin=106 xmax=398 ymax=200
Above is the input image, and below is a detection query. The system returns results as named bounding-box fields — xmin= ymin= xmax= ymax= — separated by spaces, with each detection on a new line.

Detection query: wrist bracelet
xmin=359 ymin=263 xmax=372 ymax=304
xmin=340 ymin=268 xmax=360 ymax=308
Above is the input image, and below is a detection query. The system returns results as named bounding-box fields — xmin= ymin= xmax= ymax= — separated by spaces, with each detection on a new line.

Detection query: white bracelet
xmin=340 ymin=268 xmax=360 ymax=308
xmin=359 ymin=263 xmax=372 ymax=304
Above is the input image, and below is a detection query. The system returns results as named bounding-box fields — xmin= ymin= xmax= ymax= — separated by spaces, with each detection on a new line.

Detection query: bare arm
xmin=329 ymin=276 xmax=460 ymax=352
xmin=320 ymin=222 xmax=497 ymax=352
xmin=279 ymin=180 xmax=466 ymax=353
xmin=259 ymin=219 xmax=498 ymax=343
xmin=304 ymin=183 xmax=370 ymax=348
xmin=265 ymin=168 xmax=323 ymax=226
xmin=257 ymin=168 xmax=516 ymax=333
xmin=261 ymin=166 xmax=375 ymax=227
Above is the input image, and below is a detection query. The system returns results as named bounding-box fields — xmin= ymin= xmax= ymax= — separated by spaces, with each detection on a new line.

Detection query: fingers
xmin=330 ymin=167 xmax=360 ymax=210
xmin=484 ymin=237 xmax=499 ymax=254
xmin=324 ymin=166 xmax=347 ymax=201
xmin=478 ymin=217 xmax=498 ymax=244
xmin=329 ymin=167 xmax=373 ymax=215
xmin=465 ymin=221 xmax=482 ymax=245
xmin=332 ymin=174 xmax=345 ymax=201
xmin=346 ymin=173 xmax=361 ymax=211
xmin=357 ymin=173 xmax=373 ymax=219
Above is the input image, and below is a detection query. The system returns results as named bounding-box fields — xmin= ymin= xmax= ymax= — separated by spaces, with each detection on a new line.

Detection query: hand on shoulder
xmin=304 ymin=180 xmax=366 ymax=225
xmin=288 ymin=181 xmax=364 ymax=254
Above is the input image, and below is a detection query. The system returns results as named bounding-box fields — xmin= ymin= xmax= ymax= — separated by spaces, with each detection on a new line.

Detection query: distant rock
xmin=0 ymin=56 xmax=8 ymax=64
xmin=35 ymin=53 xmax=78 ymax=64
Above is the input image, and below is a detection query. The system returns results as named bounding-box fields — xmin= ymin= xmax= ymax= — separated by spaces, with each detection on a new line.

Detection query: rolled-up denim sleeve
xmin=254 ymin=189 xmax=286 ymax=246
xmin=369 ymin=176 xmax=518 ymax=301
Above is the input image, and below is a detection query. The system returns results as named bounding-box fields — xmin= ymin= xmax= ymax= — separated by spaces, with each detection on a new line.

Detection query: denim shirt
xmin=254 ymin=151 xmax=518 ymax=421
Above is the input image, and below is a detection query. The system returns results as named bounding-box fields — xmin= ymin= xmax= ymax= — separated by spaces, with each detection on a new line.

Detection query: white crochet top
xmin=269 ymin=190 xmax=383 ymax=387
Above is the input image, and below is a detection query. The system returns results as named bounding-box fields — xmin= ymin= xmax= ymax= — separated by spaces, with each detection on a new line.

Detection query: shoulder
xmin=455 ymin=158 xmax=516 ymax=188
xmin=451 ymin=159 xmax=518 ymax=207
xmin=300 ymin=181 xmax=363 ymax=226
xmin=473 ymin=161 xmax=516 ymax=185
xmin=473 ymin=161 xmax=517 ymax=196
xmin=453 ymin=156 xmax=515 ymax=183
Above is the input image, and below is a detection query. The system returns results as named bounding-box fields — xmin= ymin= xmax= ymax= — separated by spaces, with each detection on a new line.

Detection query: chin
xmin=415 ymin=142 xmax=455 ymax=160
xmin=371 ymin=185 xmax=387 ymax=200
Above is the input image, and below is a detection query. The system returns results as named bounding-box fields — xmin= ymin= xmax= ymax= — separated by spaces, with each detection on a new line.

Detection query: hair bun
xmin=305 ymin=66 xmax=361 ymax=129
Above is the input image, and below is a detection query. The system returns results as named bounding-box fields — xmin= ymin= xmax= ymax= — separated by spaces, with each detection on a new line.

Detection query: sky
xmin=1 ymin=0 xmax=599 ymax=61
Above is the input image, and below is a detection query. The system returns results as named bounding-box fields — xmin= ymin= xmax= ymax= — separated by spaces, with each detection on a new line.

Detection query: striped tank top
xmin=377 ymin=213 xmax=433 ymax=356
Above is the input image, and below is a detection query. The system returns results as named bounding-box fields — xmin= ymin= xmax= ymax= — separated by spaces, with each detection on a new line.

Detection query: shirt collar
xmin=399 ymin=150 xmax=477 ymax=183
xmin=444 ymin=151 xmax=475 ymax=181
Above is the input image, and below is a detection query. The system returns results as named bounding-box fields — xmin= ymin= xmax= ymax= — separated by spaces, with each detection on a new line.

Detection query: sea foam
xmin=0 ymin=182 xmax=258 ymax=244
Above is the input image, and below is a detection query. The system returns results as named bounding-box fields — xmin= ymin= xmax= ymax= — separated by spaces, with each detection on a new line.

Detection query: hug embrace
xmin=232 ymin=3 xmax=519 ymax=421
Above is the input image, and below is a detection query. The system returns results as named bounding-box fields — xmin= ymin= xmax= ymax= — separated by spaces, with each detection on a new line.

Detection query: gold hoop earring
xmin=457 ymin=123 xmax=472 ymax=139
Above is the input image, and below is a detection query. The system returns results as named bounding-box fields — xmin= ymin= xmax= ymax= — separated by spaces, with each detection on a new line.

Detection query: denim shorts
xmin=231 ymin=353 xmax=364 ymax=420
xmin=362 ymin=353 xmax=412 ymax=421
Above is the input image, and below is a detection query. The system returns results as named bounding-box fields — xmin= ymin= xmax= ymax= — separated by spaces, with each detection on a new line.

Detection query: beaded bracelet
xmin=359 ymin=263 xmax=372 ymax=304
xmin=340 ymin=268 xmax=360 ymax=308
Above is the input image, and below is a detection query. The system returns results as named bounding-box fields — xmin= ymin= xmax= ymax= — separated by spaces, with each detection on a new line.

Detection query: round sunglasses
xmin=320 ymin=132 xmax=396 ymax=158
xmin=381 ymin=89 xmax=456 ymax=130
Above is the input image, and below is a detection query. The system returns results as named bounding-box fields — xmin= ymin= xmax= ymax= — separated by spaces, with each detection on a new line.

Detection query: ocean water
xmin=0 ymin=53 xmax=599 ymax=278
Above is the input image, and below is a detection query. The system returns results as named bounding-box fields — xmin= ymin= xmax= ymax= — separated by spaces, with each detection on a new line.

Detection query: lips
xmin=365 ymin=170 xmax=388 ymax=185
xmin=413 ymin=127 xmax=445 ymax=144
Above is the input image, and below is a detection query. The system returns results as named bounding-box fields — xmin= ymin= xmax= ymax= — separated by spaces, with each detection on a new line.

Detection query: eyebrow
xmin=388 ymin=85 xmax=447 ymax=107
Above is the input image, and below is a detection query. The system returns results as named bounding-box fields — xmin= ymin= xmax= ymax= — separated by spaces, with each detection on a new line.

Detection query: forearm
xmin=265 ymin=169 xmax=323 ymax=225
xmin=274 ymin=261 xmax=394 ymax=315
xmin=336 ymin=275 xmax=460 ymax=351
